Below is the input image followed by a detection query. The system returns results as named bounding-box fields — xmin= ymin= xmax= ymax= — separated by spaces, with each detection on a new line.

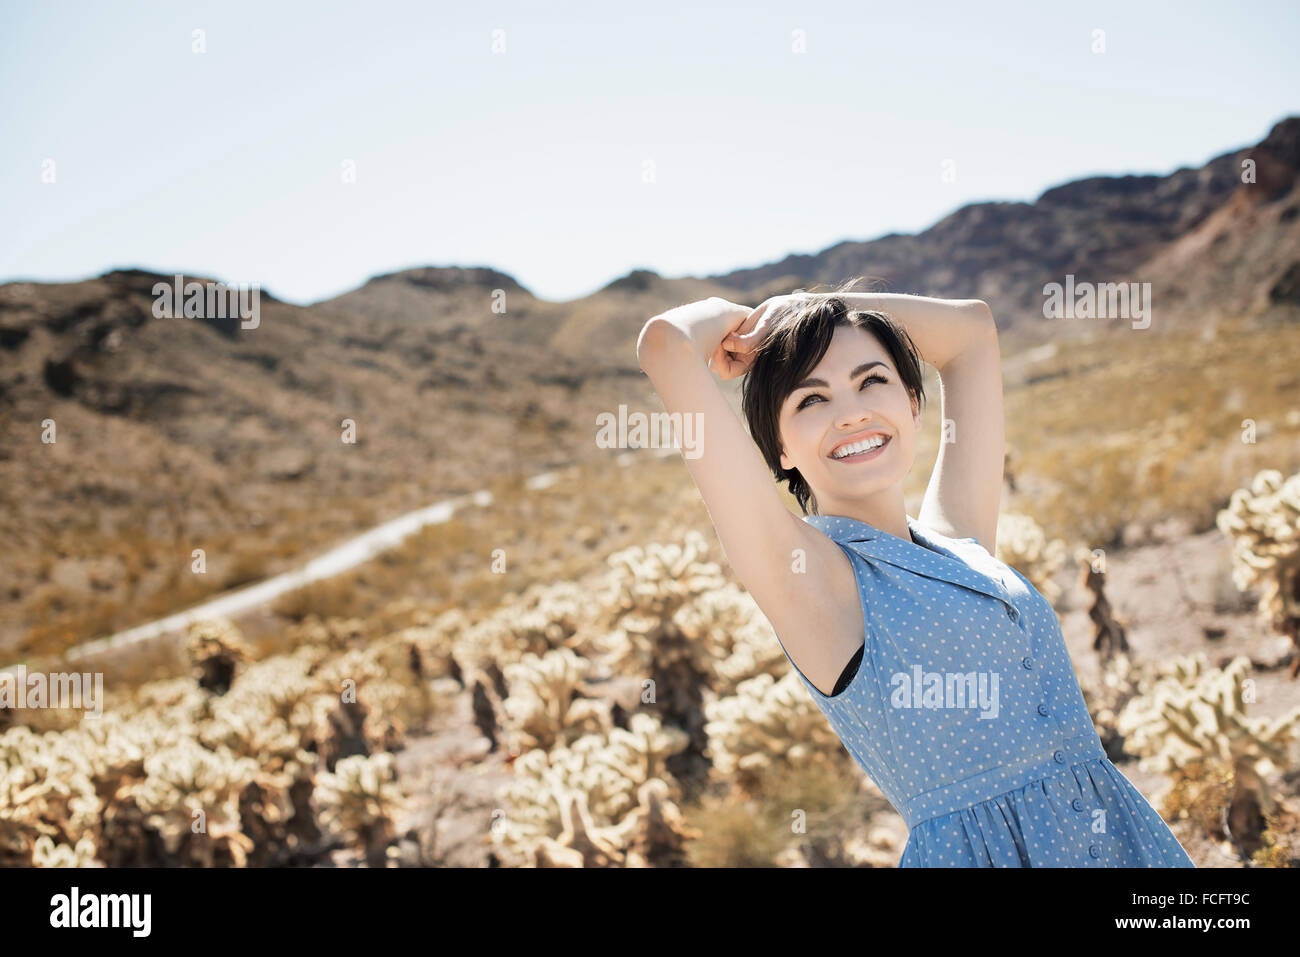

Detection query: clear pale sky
xmin=1 ymin=0 xmax=1296 ymax=306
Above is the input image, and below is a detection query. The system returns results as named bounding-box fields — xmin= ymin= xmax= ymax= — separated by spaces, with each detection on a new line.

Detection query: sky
xmin=1 ymin=0 xmax=1296 ymax=306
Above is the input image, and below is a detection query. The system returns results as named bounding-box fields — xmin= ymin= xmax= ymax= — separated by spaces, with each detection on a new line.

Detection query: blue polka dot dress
xmin=773 ymin=513 xmax=1196 ymax=868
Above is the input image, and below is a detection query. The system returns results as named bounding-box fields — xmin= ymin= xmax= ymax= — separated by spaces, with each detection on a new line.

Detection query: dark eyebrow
xmin=794 ymin=360 xmax=887 ymax=392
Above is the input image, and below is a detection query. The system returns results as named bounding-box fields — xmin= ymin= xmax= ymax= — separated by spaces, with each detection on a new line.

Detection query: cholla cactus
xmin=313 ymin=752 xmax=407 ymax=867
xmin=600 ymin=530 xmax=730 ymax=625
xmin=1215 ymin=468 xmax=1300 ymax=676
xmin=280 ymin=615 xmax=367 ymax=654
xmin=459 ymin=581 xmax=592 ymax=668
xmin=0 ymin=726 xmax=102 ymax=866
xmin=182 ymin=650 xmax=322 ymax=863
xmin=77 ymin=709 xmax=193 ymax=803
xmin=206 ymin=653 xmax=323 ymax=738
xmin=388 ymin=618 xmax=469 ymax=692
xmin=206 ymin=665 xmax=327 ymax=866
xmin=129 ymin=737 xmax=260 ymax=867
xmin=671 ymin=584 xmax=791 ymax=694
xmin=186 ymin=618 xmax=254 ymax=694
xmin=1116 ymin=654 xmax=1300 ymax=859
xmin=493 ymin=712 xmax=690 ymax=867
xmin=1084 ymin=653 xmax=1214 ymax=761
xmin=617 ymin=777 xmax=703 ymax=868
xmin=709 ymin=618 xmax=795 ymax=697
xmin=501 ymin=648 xmax=613 ymax=753
xmin=671 ymin=581 xmax=758 ymax=643
xmin=531 ymin=777 xmax=703 ymax=868
xmin=31 ymin=834 xmax=101 ymax=867
xmin=993 ymin=512 xmax=1068 ymax=604
xmin=599 ymin=531 xmax=747 ymax=724
xmin=703 ymin=671 xmax=848 ymax=792
xmin=1115 ymin=656 xmax=1298 ymax=776
xmin=1 ymin=604 xmax=451 ymax=867
xmin=529 ymin=790 xmax=627 ymax=867
xmin=120 ymin=676 xmax=214 ymax=725
xmin=310 ymin=638 xmax=446 ymax=758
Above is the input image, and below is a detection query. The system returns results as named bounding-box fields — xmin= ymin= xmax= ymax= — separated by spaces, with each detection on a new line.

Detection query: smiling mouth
xmin=829 ymin=435 xmax=891 ymax=462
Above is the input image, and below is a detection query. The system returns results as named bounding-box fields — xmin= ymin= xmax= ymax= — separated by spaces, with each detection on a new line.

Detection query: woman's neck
xmin=815 ymin=490 xmax=911 ymax=542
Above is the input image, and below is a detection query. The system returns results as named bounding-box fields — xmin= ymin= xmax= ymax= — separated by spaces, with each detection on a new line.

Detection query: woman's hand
xmin=702 ymin=297 xmax=760 ymax=379
xmin=711 ymin=293 xmax=816 ymax=380
xmin=640 ymin=296 xmax=760 ymax=375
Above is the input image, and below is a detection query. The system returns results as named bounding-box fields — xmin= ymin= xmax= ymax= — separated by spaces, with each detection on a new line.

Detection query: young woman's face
xmin=777 ymin=324 xmax=920 ymax=505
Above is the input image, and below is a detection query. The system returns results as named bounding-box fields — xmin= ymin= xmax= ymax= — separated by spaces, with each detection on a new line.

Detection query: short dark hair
xmin=738 ymin=277 xmax=927 ymax=516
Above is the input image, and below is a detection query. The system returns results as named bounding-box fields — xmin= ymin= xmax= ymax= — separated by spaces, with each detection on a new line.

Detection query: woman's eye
xmin=796 ymin=374 xmax=887 ymax=410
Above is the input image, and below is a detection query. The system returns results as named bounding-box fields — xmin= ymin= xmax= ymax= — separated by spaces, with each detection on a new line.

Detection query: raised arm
xmin=635 ymin=299 xmax=863 ymax=691
xmin=834 ymin=293 xmax=995 ymax=372
xmin=834 ymin=294 xmax=1004 ymax=551
xmin=634 ymin=297 xmax=815 ymax=588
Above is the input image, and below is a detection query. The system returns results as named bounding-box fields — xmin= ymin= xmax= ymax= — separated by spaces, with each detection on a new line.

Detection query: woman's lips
xmin=829 ymin=434 xmax=891 ymax=463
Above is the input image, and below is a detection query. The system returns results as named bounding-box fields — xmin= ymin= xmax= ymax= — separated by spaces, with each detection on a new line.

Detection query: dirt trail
xmin=1 ymin=450 xmax=679 ymax=676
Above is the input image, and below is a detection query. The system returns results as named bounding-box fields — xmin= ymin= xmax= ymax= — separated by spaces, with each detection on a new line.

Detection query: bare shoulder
xmin=742 ymin=519 xmax=866 ymax=697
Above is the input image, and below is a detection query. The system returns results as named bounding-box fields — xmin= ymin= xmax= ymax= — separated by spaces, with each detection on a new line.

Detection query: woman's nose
xmin=836 ymin=407 xmax=873 ymax=430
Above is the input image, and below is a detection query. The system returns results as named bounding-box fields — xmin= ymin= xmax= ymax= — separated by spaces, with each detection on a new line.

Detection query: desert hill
xmin=2 ymin=117 xmax=1297 ymax=658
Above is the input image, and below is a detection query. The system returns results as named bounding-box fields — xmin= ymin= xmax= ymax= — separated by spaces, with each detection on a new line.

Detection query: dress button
xmin=1053 ymin=750 xmax=1065 ymax=764
xmin=1071 ymin=798 xmax=1084 ymax=812
xmin=1088 ymin=845 xmax=1100 ymax=859
xmin=1037 ymin=703 xmax=1049 ymax=716
xmin=1022 ymin=656 xmax=1033 ymax=669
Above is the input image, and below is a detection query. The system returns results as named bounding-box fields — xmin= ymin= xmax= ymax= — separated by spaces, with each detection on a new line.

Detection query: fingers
xmin=717 ymin=347 xmax=752 ymax=378
xmin=724 ymin=331 xmax=754 ymax=353
xmin=710 ymin=345 xmax=741 ymax=379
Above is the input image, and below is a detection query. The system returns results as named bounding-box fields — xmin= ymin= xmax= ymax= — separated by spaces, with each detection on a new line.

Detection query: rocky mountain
xmin=705 ymin=116 xmax=1300 ymax=329
xmin=2 ymin=116 xmax=1296 ymax=657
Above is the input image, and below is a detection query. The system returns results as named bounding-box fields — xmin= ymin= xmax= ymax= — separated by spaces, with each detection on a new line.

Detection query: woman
xmin=634 ymin=278 xmax=1195 ymax=867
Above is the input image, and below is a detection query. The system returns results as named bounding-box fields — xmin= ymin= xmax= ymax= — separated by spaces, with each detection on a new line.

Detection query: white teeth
xmin=832 ymin=435 xmax=885 ymax=458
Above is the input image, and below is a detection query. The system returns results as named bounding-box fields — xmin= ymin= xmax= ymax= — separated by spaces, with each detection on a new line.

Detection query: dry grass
xmin=994 ymin=316 xmax=1300 ymax=549
xmin=683 ymin=760 xmax=872 ymax=867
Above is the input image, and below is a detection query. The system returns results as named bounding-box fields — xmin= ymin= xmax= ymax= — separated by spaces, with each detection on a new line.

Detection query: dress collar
xmin=803 ymin=513 xmax=1010 ymax=608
